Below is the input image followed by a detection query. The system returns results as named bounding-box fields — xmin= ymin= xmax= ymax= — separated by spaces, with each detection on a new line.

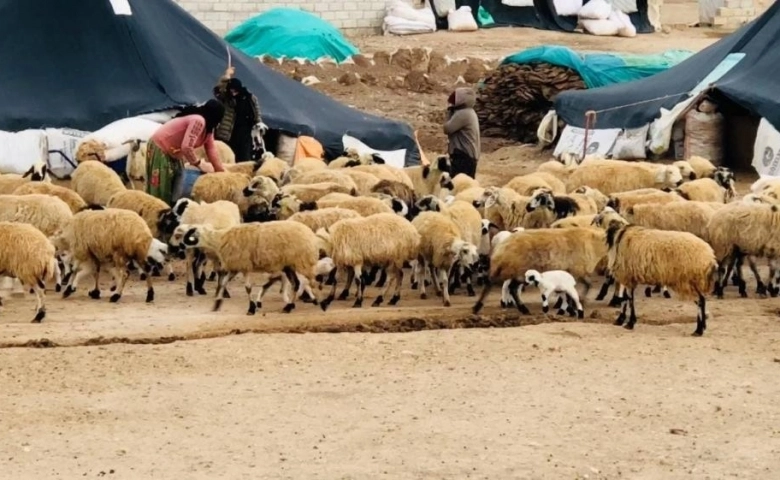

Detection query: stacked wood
xmin=476 ymin=63 xmax=586 ymax=143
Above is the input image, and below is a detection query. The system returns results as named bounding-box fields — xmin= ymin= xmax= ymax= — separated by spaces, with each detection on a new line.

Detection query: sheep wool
xmin=255 ymin=153 xmax=290 ymax=184
xmin=593 ymin=208 xmax=716 ymax=336
xmin=450 ymin=173 xmax=480 ymax=196
xmin=289 ymin=169 xmax=359 ymax=193
xmin=13 ymin=182 xmax=87 ymax=214
xmin=504 ymin=172 xmax=566 ymax=196
xmin=0 ymin=194 xmax=73 ymax=238
xmin=626 ymin=201 xmax=719 ymax=242
xmin=566 ymin=159 xmax=683 ymax=194
xmin=350 ymin=164 xmax=414 ymax=189
xmin=687 ymin=155 xmax=718 ymax=179
xmin=288 ymin=207 xmax=362 ymax=233
xmin=342 ymin=169 xmax=381 ymax=195
xmin=316 ymin=213 xmax=420 ymax=309
xmin=674 ymin=178 xmax=730 ymax=203
xmin=371 ymin=180 xmax=417 ymax=214
xmin=281 ymin=182 xmax=355 ymax=204
xmin=71 ymin=160 xmax=127 ymax=206
xmin=0 ymin=222 xmax=58 ymax=322
xmin=106 ymin=190 xmax=171 ymax=238
xmin=0 ymin=161 xmax=52 ymax=195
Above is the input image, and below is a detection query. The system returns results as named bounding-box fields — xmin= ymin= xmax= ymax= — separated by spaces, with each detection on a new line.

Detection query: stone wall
xmin=710 ymin=0 xmax=757 ymax=28
xmin=172 ymin=0 xmax=389 ymax=35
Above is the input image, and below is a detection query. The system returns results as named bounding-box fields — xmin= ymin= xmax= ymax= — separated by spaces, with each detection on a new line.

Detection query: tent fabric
xmin=502 ymin=45 xmax=693 ymax=89
xmin=0 ymin=0 xmax=420 ymax=165
xmin=555 ymin=2 xmax=780 ymax=131
xmin=444 ymin=0 xmax=654 ymax=32
xmin=224 ymin=8 xmax=359 ymax=63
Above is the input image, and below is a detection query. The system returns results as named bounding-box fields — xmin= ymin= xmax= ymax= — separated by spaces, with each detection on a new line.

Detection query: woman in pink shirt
xmin=146 ymin=99 xmax=227 ymax=205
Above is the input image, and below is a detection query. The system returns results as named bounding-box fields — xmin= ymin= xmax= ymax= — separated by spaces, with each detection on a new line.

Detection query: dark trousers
xmin=450 ymin=149 xmax=477 ymax=178
xmin=228 ymin=128 xmax=253 ymax=162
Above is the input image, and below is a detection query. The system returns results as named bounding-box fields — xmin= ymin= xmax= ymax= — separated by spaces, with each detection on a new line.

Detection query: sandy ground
xmin=3 ymin=24 xmax=780 ymax=478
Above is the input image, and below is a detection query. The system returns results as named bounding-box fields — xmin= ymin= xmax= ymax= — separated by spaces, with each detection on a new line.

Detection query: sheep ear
xmin=300 ymin=202 xmax=318 ymax=212
xmin=21 ymin=166 xmax=33 ymax=178
xmin=182 ymin=227 xmax=198 ymax=246
xmin=436 ymin=155 xmax=451 ymax=173
xmin=688 ymin=172 xmax=696 ymax=180
xmin=344 ymin=160 xmax=361 ymax=168
xmin=371 ymin=153 xmax=385 ymax=164
xmin=349 ymin=188 xmax=358 ymax=196
xmin=422 ymin=165 xmax=431 ymax=179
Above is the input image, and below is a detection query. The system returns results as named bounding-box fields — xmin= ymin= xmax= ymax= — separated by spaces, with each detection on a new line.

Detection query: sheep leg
xmin=248 ymin=275 xmax=280 ymax=314
xmin=374 ymin=269 xmax=388 ymax=288
xmin=500 ymin=279 xmax=514 ymax=308
xmin=746 ymin=257 xmax=766 ymax=296
xmin=352 ymin=265 xmax=364 ymax=308
xmin=463 ymin=264 xmax=476 ymax=297
xmin=143 ymin=265 xmax=155 ymax=303
xmin=595 ymin=275 xmax=613 ymax=301
xmin=364 ymin=265 xmax=380 ymax=286
xmin=472 ymin=281 xmax=494 ymax=315
xmin=567 ymin=290 xmax=584 ymax=319
xmin=553 ymin=295 xmax=564 ymax=310
xmin=448 ymin=261 xmax=462 ymax=294
xmin=624 ymin=287 xmax=638 ymax=330
xmin=430 ymin=264 xmax=444 ymax=298
xmin=410 ymin=259 xmax=419 ymax=290
xmin=63 ymin=261 xmax=94 ymax=298
xmin=166 ymin=263 xmax=175 ymax=282
xmin=88 ymin=264 xmax=102 ymax=300
xmin=109 ymin=267 xmax=130 ymax=303
xmin=610 ymin=284 xmax=626 ymax=308
xmin=338 ymin=268 xmax=354 ymax=301
xmin=614 ymin=288 xmax=630 ymax=327
xmin=52 ymin=261 xmax=62 ymax=293
xmin=440 ymin=266 xmax=453 ymax=307
xmin=281 ymin=267 xmax=298 ymax=313
xmin=319 ymin=267 xmax=339 ymax=312
xmin=372 ymin=265 xmax=395 ymax=307
xmin=508 ymin=279 xmax=530 ymax=315
xmin=388 ymin=267 xmax=403 ymax=306
xmin=693 ymin=293 xmax=707 ymax=336
xmin=194 ymin=250 xmax=208 ymax=295
xmin=417 ymin=258 xmax=429 ymax=300
xmin=184 ymin=250 xmax=196 ymax=296
xmin=30 ymin=279 xmax=46 ymax=323
xmin=733 ymin=253 xmax=748 ymax=298
xmin=213 ymin=271 xmax=236 ymax=312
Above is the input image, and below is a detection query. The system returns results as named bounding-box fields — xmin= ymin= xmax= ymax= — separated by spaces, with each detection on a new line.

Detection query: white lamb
xmin=524 ymin=269 xmax=584 ymax=319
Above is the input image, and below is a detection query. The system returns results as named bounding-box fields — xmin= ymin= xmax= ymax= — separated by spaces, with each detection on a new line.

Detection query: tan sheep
xmin=288 ymin=169 xmax=359 ymax=192
xmin=294 ymin=157 xmax=327 ymax=172
xmin=504 ymin=172 xmax=566 ymax=196
xmin=288 ymin=207 xmax=362 ymax=233
xmin=106 ymin=190 xmax=170 ymax=239
xmin=671 ymin=160 xmax=697 ymax=182
xmin=255 ymin=152 xmax=290 ymax=184
xmin=317 ymin=195 xmax=396 ymax=217
xmin=525 ymin=188 xmax=599 ymax=228
xmin=280 ymin=182 xmax=356 ymax=204
xmin=71 ymin=160 xmax=127 ymax=206
xmin=687 ymin=155 xmax=718 ymax=179
xmin=371 ymin=179 xmax=417 ymax=213
xmin=315 ymin=213 xmax=420 ymax=309
xmin=191 ymin=172 xmax=265 ymax=217
xmin=566 ymin=159 xmax=684 ymax=194
xmin=0 ymin=222 xmax=58 ymax=322
xmin=12 ymin=182 xmax=87 ymax=213
xmin=341 ymin=169 xmax=381 ymax=195
xmin=570 ymin=186 xmax=609 ymax=211
xmin=0 ymin=161 xmax=52 ymax=194
xmin=480 ymin=186 xmax=531 ymax=230
xmin=606 ymin=189 xmax=685 ymax=214
xmin=349 ymin=164 xmax=414 ymax=189
xmin=0 ymin=194 xmax=73 ymax=238
xmin=224 ymin=161 xmax=261 ymax=177
xmin=592 ymin=207 xmax=717 ymax=336
xmin=411 ymin=211 xmax=479 ymax=306
xmin=403 ymin=155 xmax=452 ymax=197
xmin=450 ymin=173 xmax=480 ymax=196
xmin=673 ymin=177 xmax=731 ymax=203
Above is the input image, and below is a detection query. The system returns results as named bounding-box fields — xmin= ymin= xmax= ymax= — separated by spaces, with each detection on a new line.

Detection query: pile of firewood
xmin=476 ymin=63 xmax=586 ymax=143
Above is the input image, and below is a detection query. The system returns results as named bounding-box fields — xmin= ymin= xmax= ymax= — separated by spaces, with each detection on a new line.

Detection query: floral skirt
xmin=145 ymin=140 xmax=183 ymax=206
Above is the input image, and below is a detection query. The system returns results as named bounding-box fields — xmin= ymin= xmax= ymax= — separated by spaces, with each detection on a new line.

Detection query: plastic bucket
xmin=180 ymin=169 xmax=202 ymax=199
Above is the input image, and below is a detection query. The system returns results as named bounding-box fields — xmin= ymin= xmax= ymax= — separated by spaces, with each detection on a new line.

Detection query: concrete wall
xmin=172 ymin=0 xmax=389 ymax=35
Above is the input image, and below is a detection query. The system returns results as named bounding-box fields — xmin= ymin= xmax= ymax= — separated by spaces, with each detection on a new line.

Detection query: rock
xmin=360 ymin=73 xmax=378 ymax=86
xmin=404 ymin=71 xmax=438 ymax=93
xmin=428 ymin=51 xmax=449 ymax=73
xmin=261 ymin=55 xmax=279 ymax=66
xmin=352 ymin=54 xmax=372 ymax=68
xmin=391 ymin=47 xmax=414 ymax=70
xmin=409 ymin=47 xmax=430 ymax=73
xmin=463 ymin=64 xmax=484 ymax=84
xmin=301 ymin=76 xmax=321 ymax=86
xmin=373 ymin=50 xmax=391 ymax=65
xmin=337 ymin=72 xmax=360 ymax=86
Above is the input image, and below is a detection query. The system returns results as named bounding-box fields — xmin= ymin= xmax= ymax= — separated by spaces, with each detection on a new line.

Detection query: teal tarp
xmin=501 ymin=45 xmax=694 ymax=89
xmin=225 ymin=8 xmax=359 ymax=63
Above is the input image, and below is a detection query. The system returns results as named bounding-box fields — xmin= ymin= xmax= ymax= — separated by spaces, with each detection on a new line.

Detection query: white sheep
xmin=0 ymin=161 xmax=52 ymax=194
xmin=524 ymin=269 xmax=584 ymax=318
xmin=566 ymin=159 xmax=684 ymax=194
xmin=0 ymin=222 xmax=59 ymax=323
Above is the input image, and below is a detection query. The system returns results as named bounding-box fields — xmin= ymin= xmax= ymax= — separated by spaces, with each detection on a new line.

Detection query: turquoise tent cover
xmin=225 ymin=8 xmax=359 ymax=63
xmin=501 ymin=45 xmax=693 ymax=89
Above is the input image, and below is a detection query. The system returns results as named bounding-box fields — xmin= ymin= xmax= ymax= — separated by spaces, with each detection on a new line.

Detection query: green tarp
xmin=225 ymin=8 xmax=359 ymax=63
xmin=501 ymin=45 xmax=693 ymax=89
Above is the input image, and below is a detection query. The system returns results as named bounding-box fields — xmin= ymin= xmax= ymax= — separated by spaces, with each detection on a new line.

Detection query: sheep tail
xmin=701 ymin=261 xmax=719 ymax=296
xmin=42 ymin=255 xmax=59 ymax=287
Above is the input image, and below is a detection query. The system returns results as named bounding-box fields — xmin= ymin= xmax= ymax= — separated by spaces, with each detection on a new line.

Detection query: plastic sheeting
xmin=501 ymin=45 xmax=693 ymax=88
xmin=224 ymin=8 xmax=359 ymax=63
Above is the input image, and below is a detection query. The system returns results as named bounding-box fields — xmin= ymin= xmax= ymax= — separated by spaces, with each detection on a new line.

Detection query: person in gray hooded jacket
xmin=443 ymin=87 xmax=481 ymax=178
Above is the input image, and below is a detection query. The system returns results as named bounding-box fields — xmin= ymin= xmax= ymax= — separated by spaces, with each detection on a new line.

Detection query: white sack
xmin=448 ymin=6 xmax=479 ymax=31
xmin=752 ymin=118 xmax=780 ymax=177
xmin=611 ymin=9 xmax=637 ymax=37
xmin=45 ymin=128 xmax=90 ymax=178
xmin=580 ymin=18 xmax=620 ymax=35
xmin=432 ymin=0 xmax=456 ymax=17
xmin=578 ymin=0 xmax=612 ymax=19
xmin=502 ymin=0 xmax=535 ymax=7
xmin=0 ymin=130 xmax=48 ymax=175
xmin=554 ymin=0 xmax=583 ymax=16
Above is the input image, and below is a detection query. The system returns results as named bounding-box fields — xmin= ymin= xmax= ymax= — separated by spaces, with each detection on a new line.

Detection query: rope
xmin=587 ymin=91 xmax=695 ymax=115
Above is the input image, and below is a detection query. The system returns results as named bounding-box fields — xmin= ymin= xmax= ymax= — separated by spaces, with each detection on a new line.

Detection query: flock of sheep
xmin=0 ymin=142 xmax=778 ymax=337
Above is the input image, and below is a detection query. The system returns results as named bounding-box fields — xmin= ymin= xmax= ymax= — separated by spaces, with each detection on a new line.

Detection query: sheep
xmin=566 ymin=159 xmax=684 ymax=194
xmin=672 ymin=178 xmax=731 ymax=203
xmin=411 ymin=211 xmax=479 ymax=306
xmin=741 ymin=192 xmax=779 ymax=204
xmin=288 ymin=207 xmax=362 ymax=233
xmin=58 ymin=209 xmax=168 ymax=303
xmin=750 ymin=177 xmax=780 ymax=194
xmin=707 ymin=202 xmax=780 ymax=299
xmin=687 ymin=155 xmax=718 ymax=179
xmin=448 ymin=173 xmax=479 ymax=196
xmin=12 ymin=182 xmax=87 ymax=213
xmin=71 ymin=160 xmax=127 ymax=206
xmin=473 ymin=226 xmax=606 ymax=315
xmin=280 ymin=182 xmax=355 ymax=204
xmin=404 ymin=155 xmax=452 ymax=197
xmin=171 ymin=221 xmax=320 ymax=314
xmin=524 ymin=269 xmax=584 ymax=318
xmin=341 ymin=169 xmax=381 ymax=195
xmin=317 ymin=195 xmax=402 ymax=218
xmin=0 ymin=161 xmax=52 ymax=195
xmin=525 ymin=188 xmax=599 ymax=228
xmin=255 ymin=152 xmax=290 ymax=184
xmin=75 ymin=139 xmax=108 ymax=164
xmin=329 ymin=149 xmax=385 ymax=169
xmin=592 ymin=207 xmax=717 ymax=336
xmin=349 ymin=164 xmax=414 ymax=189
xmin=0 ymin=222 xmax=59 ymax=322
xmin=505 ymin=172 xmax=566 ymax=196
xmin=161 ymin=198 xmax=242 ymax=296
xmin=0 ymin=194 xmax=73 ymax=239
xmin=536 ymin=155 xmax=580 ymax=182
xmin=672 ymin=160 xmax=697 ymax=182
xmin=190 ymin=172 xmax=268 ymax=219
xmin=294 ymin=157 xmax=327 ymax=173
xmin=225 ymin=161 xmax=261 ymax=177
xmin=550 ymin=214 xmax=597 ymax=229
xmin=315 ymin=213 xmax=420 ymax=309
xmin=480 ymin=186 xmax=530 ymax=230
xmin=570 ymin=186 xmax=609 ymax=211
xmin=485 ymin=226 xmax=527 ymax=307
xmin=288 ymin=169 xmax=359 ymax=192
xmin=606 ymin=189 xmax=685 ymax=214
xmin=371 ymin=179 xmax=417 ymax=217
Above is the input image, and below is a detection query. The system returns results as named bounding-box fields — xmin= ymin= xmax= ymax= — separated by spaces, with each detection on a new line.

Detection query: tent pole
xmin=583 ymin=110 xmax=596 ymax=160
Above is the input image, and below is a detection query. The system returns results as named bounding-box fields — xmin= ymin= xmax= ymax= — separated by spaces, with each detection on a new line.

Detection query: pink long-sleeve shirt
xmin=150 ymin=115 xmax=225 ymax=172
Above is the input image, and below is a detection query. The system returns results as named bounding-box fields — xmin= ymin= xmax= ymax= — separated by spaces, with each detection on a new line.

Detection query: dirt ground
xmin=3 ymin=25 xmax=780 ymax=479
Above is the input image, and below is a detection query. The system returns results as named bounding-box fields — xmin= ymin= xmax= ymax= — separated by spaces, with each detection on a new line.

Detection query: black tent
xmin=555 ymin=2 xmax=780 ymax=131
xmin=435 ymin=0 xmax=654 ymax=34
xmin=0 ymin=0 xmax=420 ymax=164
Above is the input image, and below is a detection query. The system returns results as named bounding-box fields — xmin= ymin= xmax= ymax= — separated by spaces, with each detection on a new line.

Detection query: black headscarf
xmin=175 ymin=99 xmax=225 ymax=133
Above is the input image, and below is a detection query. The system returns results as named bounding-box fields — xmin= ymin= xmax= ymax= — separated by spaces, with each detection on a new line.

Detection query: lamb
xmin=707 ymin=202 xmax=780 ymax=298
xmin=349 ymin=164 xmax=414 ymax=189
xmin=315 ymin=213 xmax=420 ymax=309
xmin=566 ymin=159 xmax=684 ymax=194
xmin=525 ymin=188 xmax=599 ymax=228
xmin=606 ymin=189 xmax=685 ymax=214
xmin=58 ymin=209 xmax=168 ymax=303
xmin=524 ymin=269 xmax=584 ymax=318
xmin=171 ymin=221 xmax=320 ymax=314
xmin=12 ymin=182 xmax=88 ymax=213
xmin=162 ymin=198 xmax=242 ymax=296
xmin=255 ymin=152 xmax=290 ymax=184
xmin=341 ymin=169 xmax=381 ymax=195
xmin=411 ymin=211 xmax=479 ymax=306
xmin=592 ymin=207 xmax=717 ymax=336
xmin=403 ymin=155 xmax=452 ymax=197
xmin=71 ymin=160 xmax=127 ymax=206
xmin=473 ymin=227 xmax=607 ymax=315
xmin=288 ymin=207 xmax=362 ymax=233
xmin=270 ymin=192 xmax=319 ymax=220
xmin=0 ymin=222 xmax=59 ymax=322
xmin=280 ymin=182 xmax=356 ymax=204
xmin=505 ymin=172 xmax=566 ymax=196
xmin=672 ymin=178 xmax=731 ymax=203
xmin=0 ymin=161 xmax=52 ymax=195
